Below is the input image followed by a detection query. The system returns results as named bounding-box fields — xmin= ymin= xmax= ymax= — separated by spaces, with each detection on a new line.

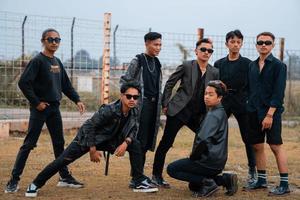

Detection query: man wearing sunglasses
xmin=214 ymin=30 xmax=257 ymax=187
xmin=246 ymin=32 xmax=289 ymax=196
xmin=151 ymin=38 xmax=219 ymax=187
xmin=120 ymin=32 xmax=163 ymax=187
xmin=5 ymin=28 xmax=86 ymax=194
xmin=24 ymin=81 xmax=158 ymax=197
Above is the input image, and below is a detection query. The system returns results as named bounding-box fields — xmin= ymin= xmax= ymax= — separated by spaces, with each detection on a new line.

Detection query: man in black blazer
xmin=151 ymin=38 xmax=219 ymax=187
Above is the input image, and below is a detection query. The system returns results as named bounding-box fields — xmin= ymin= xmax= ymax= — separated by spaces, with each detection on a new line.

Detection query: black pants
xmin=11 ymin=103 xmax=69 ymax=181
xmin=152 ymin=115 xmax=198 ymax=177
xmin=225 ymin=109 xmax=256 ymax=171
xmin=33 ymin=137 xmax=146 ymax=188
xmin=167 ymin=158 xmax=223 ymax=185
xmin=137 ymin=98 xmax=157 ymax=169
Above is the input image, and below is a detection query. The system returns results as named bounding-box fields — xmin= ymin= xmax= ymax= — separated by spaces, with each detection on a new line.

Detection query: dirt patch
xmin=1 ymin=126 xmax=300 ymax=199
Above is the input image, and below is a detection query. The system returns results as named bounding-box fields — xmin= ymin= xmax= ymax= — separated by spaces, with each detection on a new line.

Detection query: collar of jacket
xmin=208 ymin=103 xmax=223 ymax=111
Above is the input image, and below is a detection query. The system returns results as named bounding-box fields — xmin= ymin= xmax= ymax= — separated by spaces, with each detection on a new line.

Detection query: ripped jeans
xmin=33 ymin=137 xmax=146 ymax=188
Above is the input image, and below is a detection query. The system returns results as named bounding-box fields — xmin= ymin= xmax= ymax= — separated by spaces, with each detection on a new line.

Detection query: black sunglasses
xmin=125 ymin=94 xmax=140 ymax=100
xmin=45 ymin=37 xmax=61 ymax=44
xmin=256 ymin=40 xmax=273 ymax=46
xmin=199 ymin=47 xmax=214 ymax=54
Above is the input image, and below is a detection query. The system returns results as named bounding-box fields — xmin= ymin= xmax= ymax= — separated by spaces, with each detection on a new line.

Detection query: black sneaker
xmin=25 ymin=183 xmax=39 ymax=198
xmin=151 ymin=175 xmax=170 ymax=188
xmin=4 ymin=179 xmax=19 ymax=193
xmin=222 ymin=173 xmax=238 ymax=196
xmin=268 ymin=186 xmax=290 ymax=196
xmin=192 ymin=178 xmax=219 ymax=197
xmin=57 ymin=175 xmax=84 ymax=188
xmin=128 ymin=179 xmax=135 ymax=188
xmin=243 ymin=180 xmax=267 ymax=191
xmin=246 ymin=170 xmax=257 ymax=187
xmin=133 ymin=179 xmax=158 ymax=193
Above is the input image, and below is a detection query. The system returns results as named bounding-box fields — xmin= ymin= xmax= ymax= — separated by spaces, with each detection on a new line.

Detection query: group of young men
xmin=4 ymin=28 xmax=289 ymax=198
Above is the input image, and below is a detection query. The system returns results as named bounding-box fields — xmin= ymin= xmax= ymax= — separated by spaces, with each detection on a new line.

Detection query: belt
xmin=143 ymin=96 xmax=157 ymax=102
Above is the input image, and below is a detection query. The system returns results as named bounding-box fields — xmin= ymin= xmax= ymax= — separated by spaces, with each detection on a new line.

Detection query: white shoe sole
xmin=133 ymin=187 xmax=158 ymax=193
xmin=25 ymin=192 xmax=38 ymax=198
xmin=57 ymin=182 xmax=84 ymax=188
xmin=4 ymin=186 xmax=19 ymax=193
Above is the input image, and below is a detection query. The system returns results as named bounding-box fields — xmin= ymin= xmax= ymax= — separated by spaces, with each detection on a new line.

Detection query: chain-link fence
xmin=0 ymin=11 xmax=299 ymax=122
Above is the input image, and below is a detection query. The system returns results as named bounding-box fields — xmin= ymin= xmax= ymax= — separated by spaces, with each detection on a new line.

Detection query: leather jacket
xmin=77 ymin=100 xmax=138 ymax=150
xmin=190 ymin=104 xmax=228 ymax=171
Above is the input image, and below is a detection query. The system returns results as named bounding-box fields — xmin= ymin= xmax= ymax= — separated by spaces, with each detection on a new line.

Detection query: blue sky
xmin=1 ymin=0 xmax=299 ymax=50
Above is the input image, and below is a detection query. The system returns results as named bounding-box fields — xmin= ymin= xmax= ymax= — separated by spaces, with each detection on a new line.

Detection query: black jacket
xmin=77 ymin=100 xmax=139 ymax=150
xmin=190 ymin=104 xmax=228 ymax=171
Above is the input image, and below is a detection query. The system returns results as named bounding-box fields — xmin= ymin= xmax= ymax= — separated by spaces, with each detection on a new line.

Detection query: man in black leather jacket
xmin=167 ymin=80 xmax=238 ymax=198
xmin=24 ymin=81 xmax=158 ymax=198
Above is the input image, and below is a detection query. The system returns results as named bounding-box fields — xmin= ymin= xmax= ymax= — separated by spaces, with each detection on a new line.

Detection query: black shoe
xmin=188 ymin=182 xmax=202 ymax=192
xmin=222 ymin=173 xmax=238 ymax=196
xmin=268 ymin=186 xmax=290 ymax=196
xmin=246 ymin=170 xmax=257 ymax=187
xmin=151 ymin=175 xmax=170 ymax=188
xmin=25 ymin=183 xmax=39 ymax=198
xmin=57 ymin=175 xmax=84 ymax=188
xmin=128 ymin=179 xmax=135 ymax=188
xmin=192 ymin=178 xmax=219 ymax=197
xmin=4 ymin=179 xmax=19 ymax=193
xmin=243 ymin=180 xmax=267 ymax=191
xmin=133 ymin=179 xmax=158 ymax=193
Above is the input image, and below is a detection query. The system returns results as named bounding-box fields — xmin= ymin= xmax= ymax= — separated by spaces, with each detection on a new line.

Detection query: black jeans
xmin=11 ymin=103 xmax=69 ymax=181
xmin=225 ymin=110 xmax=256 ymax=171
xmin=33 ymin=137 xmax=146 ymax=188
xmin=152 ymin=115 xmax=198 ymax=177
xmin=137 ymin=98 xmax=157 ymax=168
xmin=167 ymin=158 xmax=222 ymax=185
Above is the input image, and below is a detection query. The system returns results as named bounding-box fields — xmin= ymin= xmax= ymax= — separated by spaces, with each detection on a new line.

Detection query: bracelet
xmin=266 ymin=114 xmax=273 ymax=118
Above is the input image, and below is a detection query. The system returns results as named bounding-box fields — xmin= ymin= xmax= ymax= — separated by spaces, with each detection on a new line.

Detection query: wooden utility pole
xmin=101 ymin=13 xmax=112 ymax=104
xmin=279 ymin=38 xmax=285 ymax=61
xmin=197 ymin=28 xmax=204 ymax=41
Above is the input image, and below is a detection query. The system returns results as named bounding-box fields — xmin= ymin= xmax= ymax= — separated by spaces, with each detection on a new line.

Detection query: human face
xmin=195 ymin=42 xmax=213 ymax=62
xmin=121 ymin=88 xmax=139 ymax=110
xmin=204 ymin=86 xmax=222 ymax=108
xmin=226 ymin=36 xmax=243 ymax=54
xmin=42 ymin=31 xmax=61 ymax=53
xmin=256 ymin=35 xmax=274 ymax=56
xmin=145 ymin=38 xmax=162 ymax=57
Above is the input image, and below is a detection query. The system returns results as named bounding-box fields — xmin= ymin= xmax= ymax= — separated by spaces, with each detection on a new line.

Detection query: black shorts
xmin=248 ymin=111 xmax=283 ymax=145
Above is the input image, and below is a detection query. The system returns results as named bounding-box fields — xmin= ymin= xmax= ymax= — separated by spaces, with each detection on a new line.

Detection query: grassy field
xmin=1 ymin=123 xmax=300 ymax=200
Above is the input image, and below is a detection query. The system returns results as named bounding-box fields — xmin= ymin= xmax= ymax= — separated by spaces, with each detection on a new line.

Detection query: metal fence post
xmin=101 ymin=13 xmax=112 ymax=105
xmin=21 ymin=16 xmax=27 ymax=68
xmin=70 ymin=17 xmax=76 ymax=84
xmin=113 ymin=25 xmax=119 ymax=68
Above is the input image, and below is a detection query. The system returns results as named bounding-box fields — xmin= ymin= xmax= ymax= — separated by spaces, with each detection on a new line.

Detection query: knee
xmin=269 ymin=144 xmax=281 ymax=155
xmin=166 ymin=163 xmax=176 ymax=178
xmin=253 ymin=144 xmax=264 ymax=153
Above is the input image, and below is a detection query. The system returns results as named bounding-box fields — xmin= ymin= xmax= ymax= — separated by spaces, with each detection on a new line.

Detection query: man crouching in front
xmin=25 ymin=81 xmax=158 ymax=198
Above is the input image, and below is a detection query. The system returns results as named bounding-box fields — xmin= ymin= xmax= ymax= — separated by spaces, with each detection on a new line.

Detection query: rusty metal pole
xmin=197 ymin=28 xmax=204 ymax=41
xmin=101 ymin=13 xmax=112 ymax=105
xmin=279 ymin=38 xmax=285 ymax=61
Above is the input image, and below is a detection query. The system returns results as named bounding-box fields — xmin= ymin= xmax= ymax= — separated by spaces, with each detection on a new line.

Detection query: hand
xmin=89 ymin=147 xmax=102 ymax=163
xmin=162 ymin=107 xmax=168 ymax=115
xmin=36 ymin=102 xmax=49 ymax=111
xmin=261 ymin=116 xmax=273 ymax=131
xmin=114 ymin=142 xmax=127 ymax=157
xmin=77 ymin=101 xmax=85 ymax=115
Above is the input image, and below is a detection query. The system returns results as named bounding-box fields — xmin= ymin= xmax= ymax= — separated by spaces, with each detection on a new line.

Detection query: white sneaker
xmin=25 ymin=183 xmax=39 ymax=198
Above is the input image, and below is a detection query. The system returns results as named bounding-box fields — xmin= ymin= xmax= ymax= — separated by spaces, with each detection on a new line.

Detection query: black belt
xmin=143 ymin=96 xmax=157 ymax=102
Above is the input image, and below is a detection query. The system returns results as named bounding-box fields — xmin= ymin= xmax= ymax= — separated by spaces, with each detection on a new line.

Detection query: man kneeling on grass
xmin=167 ymin=81 xmax=238 ymax=197
xmin=25 ymin=81 xmax=158 ymax=198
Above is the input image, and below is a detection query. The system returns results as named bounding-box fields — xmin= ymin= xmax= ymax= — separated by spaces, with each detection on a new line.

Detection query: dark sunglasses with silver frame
xmin=124 ymin=94 xmax=140 ymax=100
xmin=256 ymin=40 xmax=273 ymax=46
xmin=45 ymin=37 xmax=61 ymax=44
xmin=198 ymin=47 xmax=214 ymax=54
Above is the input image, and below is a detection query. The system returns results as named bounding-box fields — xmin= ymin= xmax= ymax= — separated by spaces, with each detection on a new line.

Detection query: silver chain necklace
xmin=143 ymin=53 xmax=155 ymax=73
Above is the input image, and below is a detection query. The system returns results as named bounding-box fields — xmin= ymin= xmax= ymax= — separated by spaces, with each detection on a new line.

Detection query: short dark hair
xmin=256 ymin=32 xmax=275 ymax=41
xmin=120 ymin=81 xmax=141 ymax=94
xmin=196 ymin=38 xmax=213 ymax=48
xmin=41 ymin=28 xmax=60 ymax=40
xmin=207 ymin=80 xmax=227 ymax=97
xmin=144 ymin=32 xmax=162 ymax=42
xmin=226 ymin=29 xmax=243 ymax=43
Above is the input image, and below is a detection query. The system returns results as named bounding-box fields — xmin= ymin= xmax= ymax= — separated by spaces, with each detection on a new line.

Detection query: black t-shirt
xmin=141 ymin=54 xmax=160 ymax=98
